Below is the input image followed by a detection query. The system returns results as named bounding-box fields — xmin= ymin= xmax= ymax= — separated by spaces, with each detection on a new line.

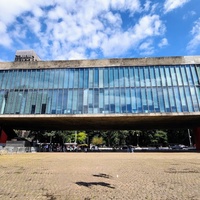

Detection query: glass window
xmin=38 ymin=70 xmax=45 ymax=89
xmin=67 ymin=89 xmax=73 ymax=113
xmin=163 ymin=88 xmax=170 ymax=112
xmin=157 ymin=88 xmax=165 ymax=112
xmin=89 ymin=69 xmax=94 ymax=88
xmin=170 ymin=66 xmax=177 ymax=86
xmin=64 ymin=69 xmax=69 ymax=88
xmin=191 ymin=66 xmax=199 ymax=85
xmin=119 ymin=68 xmax=125 ymax=87
xmin=53 ymin=70 xmax=59 ymax=89
xmin=51 ymin=90 xmax=57 ymax=114
xmin=94 ymin=88 xmax=99 ymax=113
xmin=190 ymin=87 xmax=199 ymax=111
xmin=160 ymin=67 xmax=166 ymax=86
xmin=43 ymin=70 xmax=50 ymax=89
xmin=6 ymin=71 xmax=13 ymax=89
xmin=114 ymin=68 xmax=119 ymax=87
xmin=139 ymin=67 xmax=145 ymax=87
xmin=41 ymin=90 xmax=48 ymax=114
xmin=79 ymin=69 xmax=84 ymax=88
xmin=35 ymin=90 xmax=43 ymax=114
xmin=57 ymin=89 xmax=63 ymax=114
xmin=72 ymin=89 xmax=78 ymax=114
xmin=185 ymin=65 xmax=194 ymax=85
xmin=120 ymin=88 xmax=126 ymax=113
xmin=77 ymin=89 xmax=83 ymax=114
xmin=144 ymin=67 xmax=150 ymax=87
xmin=152 ymin=88 xmax=159 ymax=112
xmin=175 ymin=67 xmax=183 ymax=86
xmin=59 ymin=69 xmax=65 ymax=89
xmin=46 ymin=90 xmax=53 ymax=114
xmin=13 ymin=70 xmax=20 ymax=89
xmin=125 ymin=88 xmax=131 ymax=113
xmin=115 ymin=88 xmax=120 ymax=113
xmin=104 ymin=68 xmax=109 ymax=88
xmin=147 ymin=88 xmax=153 ymax=112
xmin=62 ymin=89 xmax=68 ymax=114
xmin=174 ymin=87 xmax=182 ymax=112
xmin=134 ymin=68 xmax=140 ymax=87
xmin=141 ymin=88 xmax=147 ymax=112
xmin=84 ymin=69 xmax=89 ymax=88
xmin=104 ymin=89 xmax=109 ymax=113
xmin=74 ymin=69 xmax=79 ymax=88
xmin=179 ymin=87 xmax=188 ymax=112
xmin=124 ymin=68 xmax=130 ymax=87
xmin=109 ymin=88 xmax=114 ymax=113
xmin=131 ymin=88 xmax=137 ymax=112
xmin=155 ymin=67 xmax=161 ymax=86
xmin=33 ymin=70 xmax=40 ymax=89
xmin=165 ymin=67 xmax=172 ymax=86
xmin=136 ymin=88 xmax=142 ymax=113
xmin=94 ymin=68 xmax=99 ymax=88
xmin=109 ymin=68 xmax=114 ymax=88
xmin=83 ymin=89 xmax=88 ymax=113
xmin=99 ymin=88 xmax=104 ymax=113
xmin=68 ymin=69 xmax=74 ymax=88
xmin=49 ymin=70 xmax=55 ymax=89
xmin=184 ymin=87 xmax=193 ymax=112
xmin=99 ymin=69 xmax=104 ymax=88
xmin=129 ymin=67 xmax=135 ymax=87
xmin=168 ymin=88 xmax=176 ymax=112
xmin=150 ymin=67 xmax=156 ymax=86
xmin=180 ymin=66 xmax=188 ymax=86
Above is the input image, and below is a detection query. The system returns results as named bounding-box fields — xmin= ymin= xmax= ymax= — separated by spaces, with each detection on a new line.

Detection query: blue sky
xmin=0 ymin=0 xmax=199 ymax=61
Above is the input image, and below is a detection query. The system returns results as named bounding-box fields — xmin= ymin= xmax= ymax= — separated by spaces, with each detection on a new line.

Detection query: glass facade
xmin=0 ymin=64 xmax=200 ymax=115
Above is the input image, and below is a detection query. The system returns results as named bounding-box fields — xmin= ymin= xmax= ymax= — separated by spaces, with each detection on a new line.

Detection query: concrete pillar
xmin=194 ymin=127 xmax=200 ymax=150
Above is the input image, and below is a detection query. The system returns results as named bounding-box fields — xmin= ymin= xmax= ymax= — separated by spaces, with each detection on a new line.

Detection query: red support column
xmin=194 ymin=127 xmax=200 ymax=150
xmin=0 ymin=129 xmax=8 ymax=144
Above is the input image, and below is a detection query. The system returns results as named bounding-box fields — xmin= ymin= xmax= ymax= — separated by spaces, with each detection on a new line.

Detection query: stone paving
xmin=0 ymin=152 xmax=200 ymax=200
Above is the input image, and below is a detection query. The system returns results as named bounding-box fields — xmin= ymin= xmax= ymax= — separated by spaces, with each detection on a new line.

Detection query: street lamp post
xmin=136 ymin=133 xmax=139 ymax=147
xmin=188 ymin=129 xmax=192 ymax=147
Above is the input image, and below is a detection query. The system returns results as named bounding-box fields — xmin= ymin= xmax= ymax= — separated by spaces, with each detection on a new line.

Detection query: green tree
xmin=91 ymin=136 xmax=104 ymax=146
xmin=77 ymin=131 xmax=87 ymax=144
xmin=44 ymin=131 xmax=56 ymax=143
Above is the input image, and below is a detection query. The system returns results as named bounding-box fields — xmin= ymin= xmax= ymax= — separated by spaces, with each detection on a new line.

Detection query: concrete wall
xmin=0 ymin=56 xmax=200 ymax=70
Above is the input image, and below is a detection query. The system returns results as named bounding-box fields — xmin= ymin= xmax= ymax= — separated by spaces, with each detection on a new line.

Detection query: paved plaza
xmin=0 ymin=152 xmax=200 ymax=200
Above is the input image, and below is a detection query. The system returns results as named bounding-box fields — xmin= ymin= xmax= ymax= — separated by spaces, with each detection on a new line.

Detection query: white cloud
xmin=187 ymin=18 xmax=200 ymax=53
xmin=164 ymin=0 xmax=190 ymax=13
xmin=139 ymin=40 xmax=154 ymax=55
xmin=0 ymin=22 xmax=12 ymax=47
xmin=158 ymin=38 xmax=168 ymax=48
xmin=0 ymin=0 xmax=166 ymax=60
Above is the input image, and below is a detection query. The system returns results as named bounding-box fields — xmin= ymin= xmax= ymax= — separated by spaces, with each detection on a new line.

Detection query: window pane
xmin=144 ymin=67 xmax=150 ymax=87
xmin=160 ymin=67 xmax=166 ymax=86
xmin=114 ymin=68 xmax=119 ymax=87
xmin=94 ymin=68 xmax=99 ymax=88
xmin=124 ymin=68 xmax=130 ymax=87
xmin=79 ymin=69 xmax=84 ymax=88
xmin=139 ymin=67 xmax=145 ymax=87
xmin=109 ymin=68 xmax=114 ymax=87
xmin=89 ymin=69 xmax=94 ymax=88
xmin=175 ymin=67 xmax=183 ymax=86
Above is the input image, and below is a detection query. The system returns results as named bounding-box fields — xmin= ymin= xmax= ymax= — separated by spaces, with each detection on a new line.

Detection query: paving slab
xmin=0 ymin=153 xmax=200 ymax=200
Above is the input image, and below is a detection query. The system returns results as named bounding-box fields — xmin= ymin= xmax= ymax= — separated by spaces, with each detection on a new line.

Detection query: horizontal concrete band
xmin=0 ymin=56 xmax=200 ymax=70
xmin=1 ymin=112 xmax=200 ymax=130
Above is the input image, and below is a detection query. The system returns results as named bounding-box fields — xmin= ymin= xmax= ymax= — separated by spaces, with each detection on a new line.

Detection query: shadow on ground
xmin=76 ymin=181 xmax=115 ymax=189
xmin=93 ymin=173 xmax=112 ymax=179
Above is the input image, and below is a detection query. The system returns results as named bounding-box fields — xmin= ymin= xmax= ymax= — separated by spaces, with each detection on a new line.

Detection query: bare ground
xmin=0 ymin=152 xmax=200 ymax=200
